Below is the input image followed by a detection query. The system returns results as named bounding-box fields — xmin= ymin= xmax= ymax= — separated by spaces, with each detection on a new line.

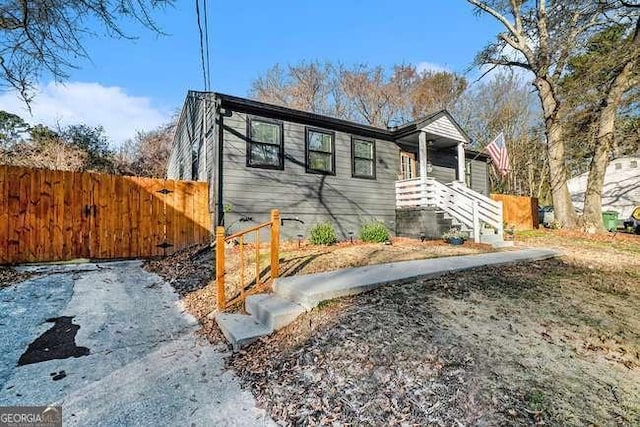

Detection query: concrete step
xmin=480 ymin=233 xmax=515 ymax=248
xmin=213 ymin=313 xmax=273 ymax=351
xmin=245 ymin=294 xmax=306 ymax=331
xmin=480 ymin=233 xmax=500 ymax=243
xmin=490 ymin=240 xmax=515 ymax=248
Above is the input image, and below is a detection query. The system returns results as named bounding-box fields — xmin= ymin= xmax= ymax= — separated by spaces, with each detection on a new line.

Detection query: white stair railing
xmin=445 ymin=181 xmax=504 ymax=241
xmin=395 ymin=178 xmax=504 ymax=242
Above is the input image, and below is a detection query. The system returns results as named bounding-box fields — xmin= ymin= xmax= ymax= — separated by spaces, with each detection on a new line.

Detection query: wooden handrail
xmin=216 ymin=209 xmax=280 ymax=311
xmin=225 ymin=221 xmax=273 ymax=240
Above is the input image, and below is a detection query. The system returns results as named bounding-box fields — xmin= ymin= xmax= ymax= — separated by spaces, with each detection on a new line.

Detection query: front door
xmin=399 ymin=152 xmax=417 ymax=180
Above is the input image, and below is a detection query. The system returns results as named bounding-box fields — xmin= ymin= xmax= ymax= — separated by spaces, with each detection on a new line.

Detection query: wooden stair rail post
xmin=215 ymin=226 xmax=226 ymax=311
xmin=472 ymin=201 xmax=481 ymax=243
xmin=270 ymin=209 xmax=280 ymax=279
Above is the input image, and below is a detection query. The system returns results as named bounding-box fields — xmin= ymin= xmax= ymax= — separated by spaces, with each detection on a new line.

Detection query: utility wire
xmin=195 ymin=0 xmax=209 ymax=91
xmin=203 ymin=0 xmax=212 ymax=91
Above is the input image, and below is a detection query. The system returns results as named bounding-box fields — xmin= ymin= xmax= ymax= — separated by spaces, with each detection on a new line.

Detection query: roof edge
xmin=185 ymin=91 xmax=470 ymax=142
xmin=215 ymin=92 xmax=395 ymax=140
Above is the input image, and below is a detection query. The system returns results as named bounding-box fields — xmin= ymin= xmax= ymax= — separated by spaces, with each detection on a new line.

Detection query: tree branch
xmin=537 ymin=0 xmax=550 ymax=69
xmin=467 ymin=0 xmax=520 ymax=38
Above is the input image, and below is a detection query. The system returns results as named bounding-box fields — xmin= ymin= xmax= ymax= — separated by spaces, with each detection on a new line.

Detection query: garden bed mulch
xmin=0 ymin=266 xmax=32 ymax=289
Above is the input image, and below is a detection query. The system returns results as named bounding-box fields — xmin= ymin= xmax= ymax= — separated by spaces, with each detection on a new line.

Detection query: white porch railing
xmin=395 ymin=178 xmax=503 ymax=242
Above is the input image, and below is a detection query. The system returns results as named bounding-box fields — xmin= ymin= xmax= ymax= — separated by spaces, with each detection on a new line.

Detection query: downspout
xmin=202 ymin=95 xmax=207 ymax=181
xmin=216 ymin=98 xmax=225 ymax=226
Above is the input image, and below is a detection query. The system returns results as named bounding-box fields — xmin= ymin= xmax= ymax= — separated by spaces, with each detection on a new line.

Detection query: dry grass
xmin=227 ymin=230 xmax=640 ymax=426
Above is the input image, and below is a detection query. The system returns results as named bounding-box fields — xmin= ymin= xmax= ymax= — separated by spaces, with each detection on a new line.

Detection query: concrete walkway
xmin=0 ymin=261 xmax=273 ymax=427
xmin=216 ymin=248 xmax=560 ymax=349
xmin=275 ymin=248 xmax=560 ymax=307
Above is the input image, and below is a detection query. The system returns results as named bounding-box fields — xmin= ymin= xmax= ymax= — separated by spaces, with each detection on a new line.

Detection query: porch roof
xmin=391 ymin=110 xmax=471 ymax=148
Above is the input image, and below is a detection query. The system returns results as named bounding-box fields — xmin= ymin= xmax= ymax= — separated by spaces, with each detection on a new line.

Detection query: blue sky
xmin=0 ymin=1 xmax=502 ymax=145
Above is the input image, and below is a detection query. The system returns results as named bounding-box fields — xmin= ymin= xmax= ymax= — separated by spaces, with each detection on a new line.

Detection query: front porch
xmin=395 ymin=126 xmax=468 ymax=184
xmin=391 ymin=116 xmax=504 ymax=244
xmin=395 ymin=177 xmax=504 ymax=244
xmin=396 ymin=178 xmax=504 ymax=246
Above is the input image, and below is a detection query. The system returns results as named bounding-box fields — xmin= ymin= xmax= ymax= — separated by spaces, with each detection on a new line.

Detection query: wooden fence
xmin=0 ymin=165 xmax=211 ymax=264
xmin=490 ymin=194 xmax=539 ymax=230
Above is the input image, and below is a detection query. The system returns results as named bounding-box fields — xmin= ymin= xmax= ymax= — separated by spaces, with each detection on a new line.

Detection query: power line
xmin=195 ymin=0 xmax=209 ymax=91
xmin=203 ymin=0 xmax=211 ymax=91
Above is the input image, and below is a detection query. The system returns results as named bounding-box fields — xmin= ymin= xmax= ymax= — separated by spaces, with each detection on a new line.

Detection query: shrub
xmin=309 ymin=222 xmax=338 ymax=245
xmin=442 ymin=229 xmax=466 ymax=241
xmin=360 ymin=220 xmax=390 ymax=243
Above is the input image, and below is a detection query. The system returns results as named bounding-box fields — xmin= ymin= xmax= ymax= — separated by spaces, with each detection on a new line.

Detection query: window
xmin=399 ymin=152 xmax=416 ymax=180
xmin=306 ymin=128 xmax=335 ymax=174
xmin=351 ymin=137 xmax=376 ymax=179
xmin=191 ymin=139 xmax=199 ymax=180
xmin=246 ymin=117 xmax=284 ymax=169
xmin=615 ymin=163 xmax=622 ymax=170
xmin=630 ymin=160 xmax=638 ymax=168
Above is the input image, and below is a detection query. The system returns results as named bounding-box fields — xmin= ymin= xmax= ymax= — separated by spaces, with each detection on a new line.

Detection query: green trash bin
xmin=602 ymin=211 xmax=619 ymax=231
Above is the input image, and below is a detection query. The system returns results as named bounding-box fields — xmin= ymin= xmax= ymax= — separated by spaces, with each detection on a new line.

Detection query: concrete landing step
xmin=245 ymin=294 xmax=307 ymax=331
xmin=491 ymin=240 xmax=515 ymax=248
xmin=213 ymin=313 xmax=272 ymax=351
xmin=480 ymin=233 xmax=514 ymax=248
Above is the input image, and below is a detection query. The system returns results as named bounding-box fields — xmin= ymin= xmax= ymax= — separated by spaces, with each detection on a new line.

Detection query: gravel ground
xmin=226 ymin=231 xmax=640 ymax=426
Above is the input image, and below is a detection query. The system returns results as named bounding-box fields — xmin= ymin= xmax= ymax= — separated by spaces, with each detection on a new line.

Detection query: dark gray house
xmin=168 ymin=91 xmax=505 ymax=244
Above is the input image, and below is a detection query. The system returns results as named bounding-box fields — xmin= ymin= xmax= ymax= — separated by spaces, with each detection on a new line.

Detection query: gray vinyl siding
xmin=423 ymin=115 xmax=467 ymax=143
xmin=428 ymin=148 xmax=457 ymax=183
xmin=468 ymin=158 xmax=489 ymax=195
xmin=168 ymin=92 xmax=489 ymax=239
xmin=168 ymin=92 xmax=217 ymax=217
xmin=221 ymin=110 xmax=399 ymax=240
xmin=167 ymin=91 xmax=214 ymax=183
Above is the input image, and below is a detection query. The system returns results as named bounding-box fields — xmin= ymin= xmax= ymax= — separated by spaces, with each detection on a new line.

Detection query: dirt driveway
xmin=0 ymin=261 xmax=273 ymax=426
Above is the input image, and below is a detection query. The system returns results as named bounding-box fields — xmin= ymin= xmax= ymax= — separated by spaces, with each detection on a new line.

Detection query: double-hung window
xmin=306 ymin=128 xmax=335 ymax=174
xmin=247 ymin=117 xmax=284 ymax=169
xmin=351 ymin=137 xmax=376 ymax=179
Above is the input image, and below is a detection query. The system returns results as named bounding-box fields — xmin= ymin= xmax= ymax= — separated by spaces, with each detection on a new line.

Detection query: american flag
xmin=485 ymin=132 xmax=510 ymax=176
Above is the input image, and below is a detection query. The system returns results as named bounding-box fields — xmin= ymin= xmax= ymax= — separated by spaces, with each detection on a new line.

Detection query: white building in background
xmin=567 ymin=156 xmax=640 ymax=219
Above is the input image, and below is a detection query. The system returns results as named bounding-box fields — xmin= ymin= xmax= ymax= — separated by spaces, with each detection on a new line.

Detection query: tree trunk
xmin=582 ymin=63 xmax=635 ymax=228
xmin=582 ymin=20 xmax=639 ymax=228
xmin=534 ymin=77 xmax=577 ymax=227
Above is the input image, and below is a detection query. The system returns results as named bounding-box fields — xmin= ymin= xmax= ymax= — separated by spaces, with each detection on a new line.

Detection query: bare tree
xmin=339 ymin=64 xmax=396 ymax=127
xmin=0 ymin=0 xmax=172 ymax=104
xmin=251 ymin=61 xmax=467 ymax=128
xmin=411 ymin=70 xmax=467 ymax=118
xmin=466 ymin=0 xmax=622 ymax=228
xmin=115 ymin=120 xmax=175 ymax=178
xmin=457 ymin=72 xmax=548 ymax=200
xmin=9 ymin=138 xmax=87 ymax=171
